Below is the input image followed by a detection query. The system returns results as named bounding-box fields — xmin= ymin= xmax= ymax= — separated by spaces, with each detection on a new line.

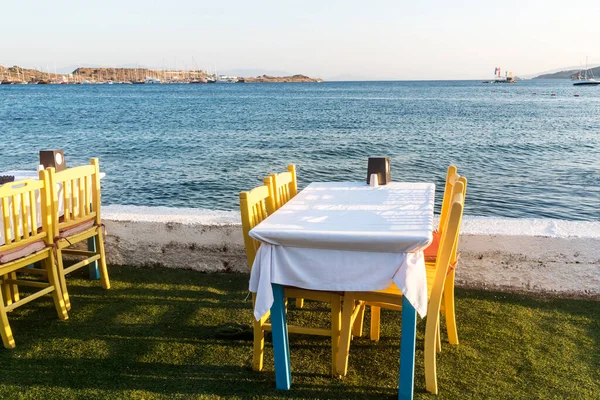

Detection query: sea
xmin=0 ymin=80 xmax=598 ymax=222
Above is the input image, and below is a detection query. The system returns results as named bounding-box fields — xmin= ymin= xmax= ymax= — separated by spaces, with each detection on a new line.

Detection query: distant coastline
xmin=0 ymin=65 xmax=323 ymax=84
xmin=533 ymin=66 xmax=600 ymax=79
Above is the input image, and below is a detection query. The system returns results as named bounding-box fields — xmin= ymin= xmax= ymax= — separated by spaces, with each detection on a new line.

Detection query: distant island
xmin=533 ymin=66 xmax=600 ymax=79
xmin=243 ymin=74 xmax=323 ymax=83
xmin=0 ymin=65 xmax=323 ymax=84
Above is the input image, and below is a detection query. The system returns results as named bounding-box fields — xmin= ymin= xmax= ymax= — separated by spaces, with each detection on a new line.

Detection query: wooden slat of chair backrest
xmin=48 ymin=158 xmax=101 ymax=238
xmin=239 ymin=178 xmax=274 ymax=270
xmin=448 ymin=177 xmax=466 ymax=265
xmin=270 ymin=164 xmax=298 ymax=210
xmin=0 ymin=171 xmax=52 ymax=253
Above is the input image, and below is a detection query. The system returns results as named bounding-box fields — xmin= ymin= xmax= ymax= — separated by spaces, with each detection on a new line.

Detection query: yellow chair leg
xmin=45 ymin=254 xmax=69 ymax=321
xmin=425 ymin=314 xmax=439 ymax=394
xmin=370 ymin=306 xmax=381 ymax=341
xmin=352 ymin=302 xmax=365 ymax=337
xmin=56 ymin=252 xmax=71 ymax=311
xmin=252 ymin=293 xmax=267 ymax=371
xmin=1 ymin=279 xmax=12 ymax=308
xmin=444 ymin=272 xmax=459 ymax=345
xmin=96 ymin=232 xmax=110 ymax=290
xmin=336 ymin=294 xmax=356 ymax=376
xmin=252 ymin=313 xmax=268 ymax=371
xmin=295 ymin=298 xmax=304 ymax=308
xmin=0 ymin=283 xmax=15 ymax=349
xmin=331 ymin=296 xmax=341 ymax=377
xmin=8 ymin=272 xmax=19 ymax=303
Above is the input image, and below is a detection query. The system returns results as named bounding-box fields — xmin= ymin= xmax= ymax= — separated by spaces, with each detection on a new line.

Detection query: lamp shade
xmin=367 ymin=157 xmax=391 ymax=185
xmin=40 ymin=150 xmax=66 ymax=172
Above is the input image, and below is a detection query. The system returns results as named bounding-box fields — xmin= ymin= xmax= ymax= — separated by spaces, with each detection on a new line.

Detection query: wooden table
xmin=249 ymin=182 xmax=435 ymax=399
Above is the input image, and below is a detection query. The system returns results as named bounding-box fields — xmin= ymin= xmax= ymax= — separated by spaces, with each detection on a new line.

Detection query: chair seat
xmin=285 ymin=286 xmax=344 ymax=296
xmin=374 ymin=262 xmax=438 ymax=299
xmin=59 ymin=219 xmax=96 ymax=238
xmin=0 ymin=240 xmax=46 ymax=264
xmin=423 ymin=230 xmax=440 ymax=262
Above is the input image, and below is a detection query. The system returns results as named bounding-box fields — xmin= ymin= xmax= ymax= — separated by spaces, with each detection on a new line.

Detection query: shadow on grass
xmin=0 ymin=266 xmax=598 ymax=399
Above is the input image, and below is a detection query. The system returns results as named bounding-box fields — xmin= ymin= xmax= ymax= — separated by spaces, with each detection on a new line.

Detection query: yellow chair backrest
xmin=438 ymin=166 xmax=466 ymax=234
xmin=0 ymin=170 xmax=53 ymax=252
xmin=269 ymin=164 xmax=297 ymax=211
xmin=431 ymin=180 xmax=465 ymax=295
xmin=239 ymin=177 xmax=276 ymax=269
xmin=47 ymin=158 xmax=102 ymax=238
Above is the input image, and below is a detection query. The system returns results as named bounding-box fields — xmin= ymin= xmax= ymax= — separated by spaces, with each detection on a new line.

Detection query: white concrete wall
xmin=102 ymin=206 xmax=600 ymax=297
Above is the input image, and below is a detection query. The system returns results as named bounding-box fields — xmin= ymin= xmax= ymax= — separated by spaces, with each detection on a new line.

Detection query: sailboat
xmin=15 ymin=67 xmax=27 ymax=84
xmin=573 ymin=57 xmax=600 ymax=86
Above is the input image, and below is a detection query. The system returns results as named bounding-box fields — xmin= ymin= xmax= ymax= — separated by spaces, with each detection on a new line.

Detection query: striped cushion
xmin=59 ymin=219 xmax=95 ymax=238
xmin=0 ymin=240 xmax=46 ymax=264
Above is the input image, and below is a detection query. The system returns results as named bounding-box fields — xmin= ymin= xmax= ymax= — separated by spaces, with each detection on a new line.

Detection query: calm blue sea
xmin=0 ymin=80 xmax=598 ymax=221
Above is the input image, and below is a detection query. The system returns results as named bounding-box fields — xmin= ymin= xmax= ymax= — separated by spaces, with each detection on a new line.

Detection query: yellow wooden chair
xmin=0 ymin=170 xmax=69 ymax=349
xmin=336 ymin=180 xmax=466 ymax=394
xmin=370 ymin=166 xmax=466 ymax=348
xmin=47 ymin=158 xmax=109 ymax=310
xmin=240 ymin=177 xmax=343 ymax=376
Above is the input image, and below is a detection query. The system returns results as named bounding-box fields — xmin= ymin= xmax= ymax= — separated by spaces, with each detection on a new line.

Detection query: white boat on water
xmin=573 ymin=58 xmax=600 ymax=86
xmin=216 ymin=75 xmax=238 ymax=83
xmin=485 ymin=67 xmax=515 ymax=83
xmin=574 ymin=78 xmax=600 ymax=86
xmin=145 ymin=77 xmax=161 ymax=84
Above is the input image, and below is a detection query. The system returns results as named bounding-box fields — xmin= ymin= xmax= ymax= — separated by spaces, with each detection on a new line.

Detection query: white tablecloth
xmin=0 ymin=170 xmax=106 ymax=246
xmin=249 ymin=182 xmax=435 ymax=320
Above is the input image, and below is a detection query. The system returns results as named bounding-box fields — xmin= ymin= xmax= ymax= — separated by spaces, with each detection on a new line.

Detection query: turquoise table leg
xmin=87 ymin=237 xmax=100 ymax=280
xmin=270 ymin=283 xmax=292 ymax=390
xmin=398 ymin=296 xmax=417 ymax=400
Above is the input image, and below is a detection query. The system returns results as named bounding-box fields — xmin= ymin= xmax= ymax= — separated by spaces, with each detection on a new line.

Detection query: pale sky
xmin=1 ymin=0 xmax=599 ymax=80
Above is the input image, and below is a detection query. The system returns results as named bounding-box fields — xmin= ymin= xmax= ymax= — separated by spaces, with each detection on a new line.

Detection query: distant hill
xmin=534 ymin=66 xmax=600 ymax=79
xmin=0 ymin=65 xmax=323 ymax=83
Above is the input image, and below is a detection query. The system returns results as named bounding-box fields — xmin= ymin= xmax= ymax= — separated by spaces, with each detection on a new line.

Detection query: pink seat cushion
xmin=59 ymin=219 xmax=96 ymax=238
xmin=0 ymin=240 xmax=46 ymax=264
xmin=423 ymin=230 xmax=440 ymax=263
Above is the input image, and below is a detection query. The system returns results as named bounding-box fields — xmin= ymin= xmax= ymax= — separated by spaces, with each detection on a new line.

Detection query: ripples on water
xmin=0 ymin=81 xmax=598 ymax=221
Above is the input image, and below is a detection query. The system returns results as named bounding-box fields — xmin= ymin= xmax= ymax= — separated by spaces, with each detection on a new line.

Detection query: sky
xmin=1 ymin=0 xmax=599 ymax=80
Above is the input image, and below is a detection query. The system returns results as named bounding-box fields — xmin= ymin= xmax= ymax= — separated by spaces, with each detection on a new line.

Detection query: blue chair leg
xmin=87 ymin=237 xmax=100 ymax=280
xmin=270 ymin=283 xmax=292 ymax=390
xmin=398 ymin=296 xmax=417 ymax=400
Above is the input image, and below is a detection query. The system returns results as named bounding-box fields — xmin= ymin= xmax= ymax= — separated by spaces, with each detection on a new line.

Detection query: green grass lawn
xmin=0 ymin=266 xmax=598 ymax=399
